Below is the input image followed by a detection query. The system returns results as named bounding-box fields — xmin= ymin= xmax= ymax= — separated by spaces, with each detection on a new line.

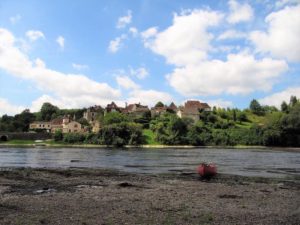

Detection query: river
xmin=0 ymin=147 xmax=299 ymax=179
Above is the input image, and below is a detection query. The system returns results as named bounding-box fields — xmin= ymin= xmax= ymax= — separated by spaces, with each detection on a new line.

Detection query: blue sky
xmin=0 ymin=0 xmax=300 ymax=115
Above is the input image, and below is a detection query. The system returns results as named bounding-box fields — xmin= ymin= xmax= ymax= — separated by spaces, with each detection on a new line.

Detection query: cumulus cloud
xmin=56 ymin=35 xmax=65 ymax=49
xmin=10 ymin=14 xmax=21 ymax=24
xmin=128 ymin=89 xmax=173 ymax=106
xmin=250 ymin=4 xmax=300 ymax=62
xmin=167 ymin=53 xmax=288 ymax=96
xmin=217 ymin=29 xmax=246 ymax=40
xmin=0 ymin=98 xmax=25 ymax=116
xmin=116 ymin=76 xmax=140 ymax=90
xmin=227 ymin=0 xmax=254 ymax=24
xmin=108 ymin=34 xmax=127 ymax=53
xmin=0 ymin=28 xmax=121 ymax=110
xmin=259 ymin=87 xmax=300 ymax=107
xmin=130 ymin=67 xmax=149 ymax=79
xmin=26 ymin=30 xmax=45 ymax=42
xmin=142 ymin=9 xmax=223 ymax=66
xmin=72 ymin=63 xmax=89 ymax=70
xmin=142 ymin=9 xmax=288 ymax=97
xmin=117 ymin=10 xmax=132 ymax=29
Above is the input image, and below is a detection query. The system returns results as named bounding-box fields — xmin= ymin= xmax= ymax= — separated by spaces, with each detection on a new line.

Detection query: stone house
xmin=105 ymin=102 xmax=122 ymax=114
xmin=83 ymin=105 xmax=103 ymax=122
xmin=29 ymin=121 xmax=52 ymax=132
xmin=30 ymin=115 xmax=84 ymax=134
xmin=123 ymin=103 xmax=150 ymax=116
xmin=177 ymin=100 xmax=211 ymax=122
xmin=151 ymin=102 xmax=178 ymax=117
xmin=83 ymin=105 xmax=103 ymax=133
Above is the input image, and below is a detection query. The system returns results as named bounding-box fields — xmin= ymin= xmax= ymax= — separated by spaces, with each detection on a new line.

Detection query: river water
xmin=0 ymin=147 xmax=299 ymax=178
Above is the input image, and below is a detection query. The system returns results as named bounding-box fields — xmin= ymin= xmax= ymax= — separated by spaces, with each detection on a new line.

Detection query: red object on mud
xmin=197 ymin=163 xmax=217 ymax=178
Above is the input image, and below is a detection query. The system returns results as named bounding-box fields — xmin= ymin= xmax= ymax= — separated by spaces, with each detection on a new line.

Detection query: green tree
xmin=155 ymin=101 xmax=164 ymax=108
xmin=53 ymin=130 xmax=63 ymax=142
xmin=281 ymin=101 xmax=289 ymax=113
xmin=40 ymin=102 xmax=59 ymax=121
xmin=249 ymin=99 xmax=264 ymax=115
xmin=103 ymin=112 xmax=129 ymax=125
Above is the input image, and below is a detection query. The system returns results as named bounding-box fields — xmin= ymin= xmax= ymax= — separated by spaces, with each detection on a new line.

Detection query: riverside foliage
xmin=1 ymin=96 xmax=300 ymax=147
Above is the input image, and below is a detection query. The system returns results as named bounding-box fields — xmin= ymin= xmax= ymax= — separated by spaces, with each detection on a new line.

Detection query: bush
xmin=63 ymin=133 xmax=86 ymax=144
xmin=100 ymin=122 xmax=144 ymax=146
xmin=53 ymin=130 xmax=63 ymax=142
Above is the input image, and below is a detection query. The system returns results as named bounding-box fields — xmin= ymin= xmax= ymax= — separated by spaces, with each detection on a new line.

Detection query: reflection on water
xmin=0 ymin=147 xmax=299 ymax=178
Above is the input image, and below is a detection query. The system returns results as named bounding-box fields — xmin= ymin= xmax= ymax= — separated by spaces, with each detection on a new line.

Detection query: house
xmin=151 ymin=102 xmax=178 ymax=117
xmin=50 ymin=117 xmax=64 ymax=133
xmin=177 ymin=100 xmax=211 ymax=122
xmin=29 ymin=115 xmax=84 ymax=133
xmin=83 ymin=105 xmax=103 ymax=132
xmin=83 ymin=105 xmax=103 ymax=122
xmin=105 ymin=101 xmax=122 ymax=114
xmin=29 ymin=121 xmax=52 ymax=132
xmin=123 ymin=103 xmax=150 ymax=116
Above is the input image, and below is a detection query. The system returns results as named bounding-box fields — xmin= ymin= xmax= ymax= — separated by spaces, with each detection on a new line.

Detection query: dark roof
xmin=169 ymin=102 xmax=177 ymax=110
xmin=51 ymin=117 xmax=63 ymax=125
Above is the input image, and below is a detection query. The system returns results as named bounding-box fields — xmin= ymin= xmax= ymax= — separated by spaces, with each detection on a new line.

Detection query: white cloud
xmin=275 ymin=0 xmax=300 ymax=8
xmin=250 ymin=4 xmax=300 ymax=62
xmin=227 ymin=0 xmax=254 ymax=24
xmin=116 ymin=76 xmax=140 ymax=90
xmin=259 ymin=87 xmax=300 ymax=107
xmin=129 ymin=27 xmax=138 ymax=37
xmin=130 ymin=67 xmax=149 ymax=79
xmin=10 ymin=14 xmax=21 ymax=24
xmin=72 ymin=63 xmax=89 ymax=70
xmin=217 ymin=29 xmax=246 ymax=40
xmin=167 ymin=53 xmax=288 ymax=96
xmin=108 ymin=34 xmax=127 ymax=53
xmin=142 ymin=9 xmax=223 ymax=66
xmin=141 ymin=27 xmax=158 ymax=39
xmin=206 ymin=99 xmax=233 ymax=108
xmin=0 ymin=98 xmax=25 ymax=116
xmin=128 ymin=89 xmax=172 ymax=106
xmin=0 ymin=28 xmax=121 ymax=111
xmin=117 ymin=10 xmax=132 ymax=29
xmin=56 ymin=36 xmax=65 ymax=49
xmin=26 ymin=30 xmax=45 ymax=42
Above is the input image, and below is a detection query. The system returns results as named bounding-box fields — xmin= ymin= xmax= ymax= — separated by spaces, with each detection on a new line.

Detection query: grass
xmin=4 ymin=140 xmax=36 ymax=145
xmin=143 ymin=129 xmax=160 ymax=145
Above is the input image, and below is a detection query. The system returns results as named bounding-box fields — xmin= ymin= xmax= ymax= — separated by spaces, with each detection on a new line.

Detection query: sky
xmin=0 ymin=0 xmax=300 ymax=115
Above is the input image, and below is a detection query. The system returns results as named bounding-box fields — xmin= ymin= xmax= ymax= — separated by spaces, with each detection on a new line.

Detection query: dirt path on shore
xmin=0 ymin=168 xmax=299 ymax=225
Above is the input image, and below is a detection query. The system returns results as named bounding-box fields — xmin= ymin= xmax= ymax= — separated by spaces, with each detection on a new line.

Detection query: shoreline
xmin=1 ymin=142 xmax=300 ymax=152
xmin=0 ymin=167 xmax=299 ymax=225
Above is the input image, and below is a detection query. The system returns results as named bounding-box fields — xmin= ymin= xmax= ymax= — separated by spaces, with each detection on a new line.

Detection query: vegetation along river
xmin=0 ymin=147 xmax=299 ymax=179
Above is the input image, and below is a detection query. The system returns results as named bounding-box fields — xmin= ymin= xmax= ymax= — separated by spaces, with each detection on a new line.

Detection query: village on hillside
xmin=29 ymin=100 xmax=211 ymax=134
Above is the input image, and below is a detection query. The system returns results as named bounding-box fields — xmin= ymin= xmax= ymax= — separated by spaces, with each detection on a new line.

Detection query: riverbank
xmin=1 ymin=141 xmax=300 ymax=152
xmin=0 ymin=168 xmax=299 ymax=225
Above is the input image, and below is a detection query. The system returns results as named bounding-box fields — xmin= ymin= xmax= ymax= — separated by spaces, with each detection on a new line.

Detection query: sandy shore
xmin=0 ymin=168 xmax=299 ymax=225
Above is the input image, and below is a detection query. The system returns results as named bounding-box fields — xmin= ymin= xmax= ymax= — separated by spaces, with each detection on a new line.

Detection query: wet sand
xmin=0 ymin=168 xmax=299 ymax=225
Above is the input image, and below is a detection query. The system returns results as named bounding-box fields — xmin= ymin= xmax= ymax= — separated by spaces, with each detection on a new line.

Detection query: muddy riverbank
xmin=0 ymin=168 xmax=299 ymax=225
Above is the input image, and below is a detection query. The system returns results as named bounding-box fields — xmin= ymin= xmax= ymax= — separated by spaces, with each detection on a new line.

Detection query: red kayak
xmin=197 ymin=163 xmax=217 ymax=178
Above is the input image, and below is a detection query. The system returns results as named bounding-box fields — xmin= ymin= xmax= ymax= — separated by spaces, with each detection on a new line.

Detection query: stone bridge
xmin=0 ymin=132 xmax=52 ymax=141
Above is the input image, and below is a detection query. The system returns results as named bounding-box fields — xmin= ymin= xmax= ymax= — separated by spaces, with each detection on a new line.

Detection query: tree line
xmin=0 ymin=96 xmax=300 ymax=147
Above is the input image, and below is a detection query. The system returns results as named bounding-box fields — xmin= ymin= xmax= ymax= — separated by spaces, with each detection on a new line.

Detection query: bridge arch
xmin=0 ymin=135 xmax=8 ymax=142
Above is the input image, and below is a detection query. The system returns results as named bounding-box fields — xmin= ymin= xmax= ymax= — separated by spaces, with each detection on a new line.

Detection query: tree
xmin=281 ymin=101 xmax=289 ymax=113
xmin=53 ymin=130 xmax=63 ymax=141
xmin=40 ymin=102 xmax=59 ymax=121
xmin=103 ymin=112 xmax=129 ymax=125
xmin=249 ymin=99 xmax=264 ymax=115
xmin=289 ymin=96 xmax=298 ymax=107
xmin=155 ymin=101 xmax=164 ymax=108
